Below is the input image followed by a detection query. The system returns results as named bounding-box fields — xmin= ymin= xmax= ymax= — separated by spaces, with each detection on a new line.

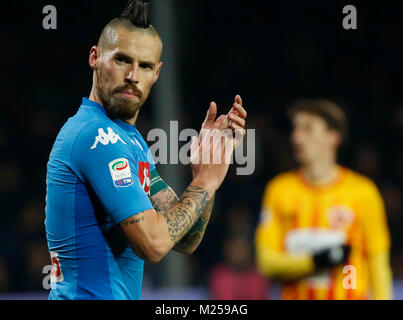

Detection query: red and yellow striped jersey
xmin=255 ymin=166 xmax=391 ymax=300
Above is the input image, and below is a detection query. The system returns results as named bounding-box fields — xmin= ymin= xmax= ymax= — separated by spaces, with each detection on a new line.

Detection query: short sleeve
xmin=134 ymin=129 xmax=156 ymax=172
xmin=71 ymin=124 xmax=154 ymax=225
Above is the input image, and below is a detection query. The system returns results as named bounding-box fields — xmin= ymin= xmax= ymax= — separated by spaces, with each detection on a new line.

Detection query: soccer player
xmin=255 ymin=99 xmax=392 ymax=300
xmin=44 ymin=0 xmax=247 ymax=300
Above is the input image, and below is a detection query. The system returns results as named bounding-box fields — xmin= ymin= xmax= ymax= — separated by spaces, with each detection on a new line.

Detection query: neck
xmin=89 ymin=84 xmax=140 ymax=126
xmin=300 ymin=154 xmax=338 ymax=186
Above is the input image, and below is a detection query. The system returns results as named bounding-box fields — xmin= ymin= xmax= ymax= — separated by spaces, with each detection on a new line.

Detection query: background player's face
xmin=290 ymin=111 xmax=339 ymax=165
xmin=91 ymin=27 xmax=162 ymax=120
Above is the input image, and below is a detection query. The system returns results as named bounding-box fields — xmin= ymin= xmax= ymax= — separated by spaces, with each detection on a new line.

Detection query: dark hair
xmin=121 ymin=0 xmax=152 ymax=28
xmin=287 ymin=98 xmax=349 ymax=143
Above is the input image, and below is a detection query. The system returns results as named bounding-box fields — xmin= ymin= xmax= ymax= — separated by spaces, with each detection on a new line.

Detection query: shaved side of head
xmin=97 ymin=17 xmax=162 ymax=53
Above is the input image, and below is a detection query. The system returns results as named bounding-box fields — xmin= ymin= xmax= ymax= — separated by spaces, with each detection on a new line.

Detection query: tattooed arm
xmin=120 ymin=183 xmax=214 ymax=263
xmin=120 ymin=128 xmax=236 ymax=263
xmin=150 ymin=186 xmax=215 ymax=254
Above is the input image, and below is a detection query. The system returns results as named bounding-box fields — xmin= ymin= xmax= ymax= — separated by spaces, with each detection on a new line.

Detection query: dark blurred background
xmin=0 ymin=0 xmax=402 ymax=298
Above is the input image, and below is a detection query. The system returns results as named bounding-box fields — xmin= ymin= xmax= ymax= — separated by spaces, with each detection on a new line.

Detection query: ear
xmin=329 ymin=130 xmax=342 ymax=149
xmin=153 ymin=61 xmax=163 ymax=84
xmin=89 ymin=46 xmax=100 ymax=70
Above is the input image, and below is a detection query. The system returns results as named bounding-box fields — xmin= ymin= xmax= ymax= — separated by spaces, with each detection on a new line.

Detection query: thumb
xmin=235 ymin=94 xmax=242 ymax=105
xmin=204 ymin=101 xmax=217 ymax=123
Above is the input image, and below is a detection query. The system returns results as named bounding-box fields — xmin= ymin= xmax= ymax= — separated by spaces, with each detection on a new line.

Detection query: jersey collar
xmin=81 ymin=97 xmax=137 ymax=134
xmin=81 ymin=97 xmax=106 ymax=114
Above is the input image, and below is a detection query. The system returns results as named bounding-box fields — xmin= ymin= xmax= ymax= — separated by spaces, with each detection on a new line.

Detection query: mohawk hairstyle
xmin=97 ymin=0 xmax=161 ymax=54
xmin=121 ymin=0 xmax=152 ymax=28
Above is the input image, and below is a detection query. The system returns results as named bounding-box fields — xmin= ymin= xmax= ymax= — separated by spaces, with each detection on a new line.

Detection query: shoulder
xmin=264 ymin=170 xmax=298 ymax=193
xmin=260 ymin=171 xmax=298 ymax=206
xmin=342 ymin=167 xmax=380 ymax=195
xmin=72 ymin=120 xmax=128 ymax=152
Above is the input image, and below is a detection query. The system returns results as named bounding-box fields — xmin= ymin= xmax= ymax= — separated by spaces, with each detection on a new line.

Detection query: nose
xmin=126 ymin=64 xmax=139 ymax=84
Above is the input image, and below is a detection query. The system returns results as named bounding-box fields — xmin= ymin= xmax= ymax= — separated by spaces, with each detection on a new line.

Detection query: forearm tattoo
xmin=157 ymin=185 xmax=210 ymax=245
xmin=150 ymin=187 xmax=179 ymax=211
xmin=174 ymin=196 xmax=215 ymax=252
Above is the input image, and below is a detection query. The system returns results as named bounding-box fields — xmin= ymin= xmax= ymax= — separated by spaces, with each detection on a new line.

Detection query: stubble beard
xmin=96 ymin=70 xmax=145 ymax=121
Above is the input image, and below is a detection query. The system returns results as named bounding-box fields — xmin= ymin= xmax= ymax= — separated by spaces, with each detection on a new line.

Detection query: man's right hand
xmin=189 ymin=128 xmax=234 ymax=196
xmin=313 ymin=244 xmax=351 ymax=270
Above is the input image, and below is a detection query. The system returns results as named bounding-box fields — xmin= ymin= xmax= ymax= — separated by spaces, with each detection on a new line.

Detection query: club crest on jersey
xmin=138 ymin=161 xmax=151 ymax=196
xmin=90 ymin=127 xmax=126 ymax=149
xmin=108 ymin=158 xmax=133 ymax=187
xmin=327 ymin=206 xmax=354 ymax=229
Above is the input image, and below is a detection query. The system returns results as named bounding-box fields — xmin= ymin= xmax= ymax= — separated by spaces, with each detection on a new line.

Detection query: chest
xmin=278 ymin=190 xmax=358 ymax=232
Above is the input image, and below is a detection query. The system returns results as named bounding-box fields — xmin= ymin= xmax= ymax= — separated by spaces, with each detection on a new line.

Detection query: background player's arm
xmin=360 ymin=181 xmax=393 ymax=300
xmin=368 ymin=251 xmax=392 ymax=300
xmin=255 ymin=221 xmax=315 ymax=281
xmin=255 ymin=181 xmax=315 ymax=281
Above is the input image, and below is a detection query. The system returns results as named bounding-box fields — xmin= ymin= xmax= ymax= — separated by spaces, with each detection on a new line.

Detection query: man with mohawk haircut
xmin=45 ymin=0 xmax=247 ymax=300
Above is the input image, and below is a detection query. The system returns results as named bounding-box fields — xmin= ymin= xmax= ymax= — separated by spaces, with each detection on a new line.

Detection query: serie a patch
xmin=108 ymin=158 xmax=134 ymax=187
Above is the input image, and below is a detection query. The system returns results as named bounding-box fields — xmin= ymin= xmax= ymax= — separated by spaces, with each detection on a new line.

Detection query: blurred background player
xmin=254 ymin=99 xmax=392 ymax=300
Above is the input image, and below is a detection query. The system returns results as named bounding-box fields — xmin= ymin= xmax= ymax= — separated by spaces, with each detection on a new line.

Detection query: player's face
xmin=94 ymin=28 xmax=162 ymax=121
xmin=291 ymin=112 xmax=337 ymax=164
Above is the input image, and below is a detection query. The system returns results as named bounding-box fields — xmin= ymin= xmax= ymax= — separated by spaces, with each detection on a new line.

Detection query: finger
xmin=230 ymin=121 xmax=245 ymax=132
xmin=235 ymin=94 xmax=242 ymax=106
xmin=222 ymin=130 xmax=234 ymax=163
xmin=228 ymin=113 xmax=245 ymax=128
xmin=231 ymin=126 xmax=246 ymax=139
xmin=211 ymin=129 xmax=232 ymax=164
xmin=204 ymin=101 xmax=217 ymax=124
xmin=211 ymin=131 xmax=223 ymax=164
xmin=233 ymin=129 xmax=245 ymax=150
xmin=232 ymin=102 xmax=247 ymax=119
xmin=190 ymin=135 xmax=200 ymax=164
xmin=213 ymin=114 xmax=230 ymax=130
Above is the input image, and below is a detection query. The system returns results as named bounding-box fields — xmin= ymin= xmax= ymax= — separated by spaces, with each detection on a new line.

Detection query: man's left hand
xmin=201 ymin=94 xmax=247 ymax=135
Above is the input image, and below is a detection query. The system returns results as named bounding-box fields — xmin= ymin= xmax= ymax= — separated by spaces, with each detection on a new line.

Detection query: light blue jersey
xmin=45 ymin=98 xmax=155 ymax=300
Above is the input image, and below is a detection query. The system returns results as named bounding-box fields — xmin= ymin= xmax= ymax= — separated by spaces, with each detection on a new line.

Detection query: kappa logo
xmin=90 ymin=127 xmax=126 ymax=150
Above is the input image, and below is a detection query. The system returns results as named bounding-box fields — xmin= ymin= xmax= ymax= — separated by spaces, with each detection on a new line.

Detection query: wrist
xmin=190 ymin=178 xmax=216 ymax=198
xmin=313 ymin=245 xmax=351 ymax=270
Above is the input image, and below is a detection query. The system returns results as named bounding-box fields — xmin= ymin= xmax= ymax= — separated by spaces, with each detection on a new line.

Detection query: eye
xmin=140 ymin=63 xmax=153 ymax=70
xmin=115 ymin=55 xmax=129 ymax=64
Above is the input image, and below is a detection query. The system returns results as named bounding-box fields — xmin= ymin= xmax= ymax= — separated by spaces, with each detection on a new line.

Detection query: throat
xmin=301 ymin=163 xmax=339 ymax=186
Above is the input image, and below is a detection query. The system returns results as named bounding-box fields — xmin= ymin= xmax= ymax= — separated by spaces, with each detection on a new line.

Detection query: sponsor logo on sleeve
xmin=108 ymin=158 xmax=134 ymax=187
xmin=138 ymin=161 xmax=151 ymax=196
xmin=50 ymin=252 xmax=64 ymax=283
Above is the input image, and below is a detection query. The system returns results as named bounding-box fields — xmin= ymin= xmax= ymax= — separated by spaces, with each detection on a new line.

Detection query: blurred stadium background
xmin=0 ymin=1 xmax=402 ymax=299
